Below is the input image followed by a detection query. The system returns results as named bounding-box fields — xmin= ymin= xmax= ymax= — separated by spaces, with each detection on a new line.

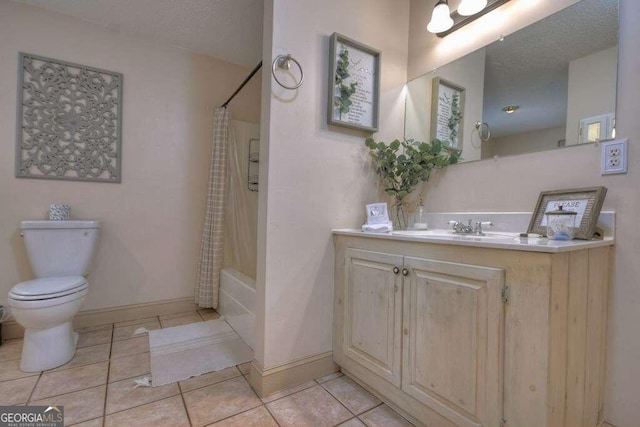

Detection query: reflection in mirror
xmin=404 ymin=0 xmax=618 ymax=163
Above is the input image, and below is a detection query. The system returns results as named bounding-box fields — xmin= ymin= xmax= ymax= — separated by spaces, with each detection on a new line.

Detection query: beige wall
xmin=0 ymin=1 xmax=261 ymax=311
xmin=565 ymin=46 xmax=618 ymax=145
xmin=484 ymin=125 xmax=565 ymax=158
xmin=408 ymin=0 xmax=639 ymax=425
xmin=257 ymin=0 xmax=409 ymax=369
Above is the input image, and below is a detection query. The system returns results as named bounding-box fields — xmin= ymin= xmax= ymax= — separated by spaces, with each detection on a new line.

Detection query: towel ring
xmin=475 ymin=121 xmax=491 ymax=142
xmin=272 ymin=54 xmax=304 ymax=90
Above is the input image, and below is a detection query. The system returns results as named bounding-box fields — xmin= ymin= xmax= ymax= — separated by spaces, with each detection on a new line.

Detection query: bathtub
xmin=219 ymin=268 xmax=256 ymax=350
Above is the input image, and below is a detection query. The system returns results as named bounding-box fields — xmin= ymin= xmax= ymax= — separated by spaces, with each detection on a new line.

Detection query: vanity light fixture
xmin=502 ymin=105 xmax=520 ymax=114
xmin=429 ymin=0 xmax=513 ymax=38
xmin=457 ymin=0 xmax=488 ymax=16
xmin=427 ymin=0 xmax=454 ymax=34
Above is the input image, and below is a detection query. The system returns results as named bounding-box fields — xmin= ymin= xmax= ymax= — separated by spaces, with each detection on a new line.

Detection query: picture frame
xmin=430 ymin=77 xmax=465 ymax=150
xmin=527 ymin=186 xmax=608 ymax=239
xmin=16 ymin=52 xmax=123 ymax=183
xmin=328 ymin=32 xmax=381 ymax=132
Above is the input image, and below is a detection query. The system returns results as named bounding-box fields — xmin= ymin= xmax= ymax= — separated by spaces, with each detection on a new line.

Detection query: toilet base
xmin=20 ymin=321 xmax=78 ymax=372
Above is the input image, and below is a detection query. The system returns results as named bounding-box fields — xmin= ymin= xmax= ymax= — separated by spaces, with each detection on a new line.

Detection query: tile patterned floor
xmin=0 ymin=309 xmax=415 ymax=427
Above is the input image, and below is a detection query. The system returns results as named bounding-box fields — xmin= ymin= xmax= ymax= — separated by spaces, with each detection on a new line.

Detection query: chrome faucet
xmin=449 ymin=220 xmax=494 ymax=235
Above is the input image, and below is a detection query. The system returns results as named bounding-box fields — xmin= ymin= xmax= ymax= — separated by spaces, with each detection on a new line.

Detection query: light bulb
xmin=457 ymin=0 xmax=488 ymax=16
xmin=427 ymin=0 xmax=454 ymax=34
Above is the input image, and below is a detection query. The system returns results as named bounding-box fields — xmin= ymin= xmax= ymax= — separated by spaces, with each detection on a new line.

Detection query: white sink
xmin=392 ymin=229 xmax=520 ymax=240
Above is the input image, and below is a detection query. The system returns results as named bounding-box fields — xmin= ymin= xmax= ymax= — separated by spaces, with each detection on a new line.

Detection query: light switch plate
xmin=601 ymin=138 xmax=628 ymax=175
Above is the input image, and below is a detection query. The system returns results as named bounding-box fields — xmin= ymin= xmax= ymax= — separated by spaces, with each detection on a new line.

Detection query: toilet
xmin=8 ymin=220 xmax=101 ymax=372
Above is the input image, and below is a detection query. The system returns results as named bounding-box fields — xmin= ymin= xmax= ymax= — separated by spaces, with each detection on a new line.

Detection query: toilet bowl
xmin=9 ymin=277 xmax=89 ymax=371
xmin=8 ymin=220 xmax=100 ymax=372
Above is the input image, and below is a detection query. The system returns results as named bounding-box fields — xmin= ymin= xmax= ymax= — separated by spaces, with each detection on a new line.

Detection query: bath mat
xmin=149 ymin=319 xmax=253 ymax=387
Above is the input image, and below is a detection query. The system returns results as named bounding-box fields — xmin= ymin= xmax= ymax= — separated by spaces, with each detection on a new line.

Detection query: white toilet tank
xmin=21 ymin=220 xmax=101 ymax=278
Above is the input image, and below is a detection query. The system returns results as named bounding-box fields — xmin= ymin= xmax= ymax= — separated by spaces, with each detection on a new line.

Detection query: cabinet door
xmin=402 ymin=257 xmax=504 ymax=427
xmin=343 ymin=248 xmax=403 ymax=387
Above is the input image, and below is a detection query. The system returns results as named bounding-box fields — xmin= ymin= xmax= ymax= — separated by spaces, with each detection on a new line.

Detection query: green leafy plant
xmin=334 ymin=48 xmax=358 ymax=116
xmin=447 ymin=93 xmax=463 ymax=144
xmin=364 ymin=137 xmax=460 ymax=228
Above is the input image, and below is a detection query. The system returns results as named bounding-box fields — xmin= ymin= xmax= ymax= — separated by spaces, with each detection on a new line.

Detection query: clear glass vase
xmin=393 ymin=199 xmax=407 ymax=230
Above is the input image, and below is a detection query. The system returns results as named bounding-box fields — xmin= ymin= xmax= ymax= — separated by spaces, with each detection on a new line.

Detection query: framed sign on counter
xmin=527 ymin=186 xmax=608 ymax=239
xmin=328 ymin=33 xmax=380 ymax=132
xmin=430 ymin=77 xmax=465 ymax=150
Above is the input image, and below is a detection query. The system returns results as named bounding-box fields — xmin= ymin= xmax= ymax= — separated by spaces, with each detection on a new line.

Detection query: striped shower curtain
xmin=194 ymin=107 xmax=229 ymax=308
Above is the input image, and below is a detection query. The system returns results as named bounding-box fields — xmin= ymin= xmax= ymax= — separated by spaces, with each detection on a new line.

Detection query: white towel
xmin=362 ymin=221 xmax=393 ymax=233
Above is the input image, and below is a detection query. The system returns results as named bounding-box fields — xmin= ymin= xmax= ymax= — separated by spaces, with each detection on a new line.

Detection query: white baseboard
xmin=249 ymin=351 xmax=338 ymax=397
xmin=2 ymin=297 xmax=198 ymax=340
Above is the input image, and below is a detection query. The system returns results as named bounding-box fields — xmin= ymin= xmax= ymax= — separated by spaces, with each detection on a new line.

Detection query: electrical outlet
xmin=601 ymin=138 xmax=628 ymax=175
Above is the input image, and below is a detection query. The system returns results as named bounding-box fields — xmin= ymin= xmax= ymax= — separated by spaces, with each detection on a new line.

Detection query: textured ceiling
xmin=12 ymin=0 xmax=264 ymax=67
xmin=483 ymin=0 xmax=618 ymax=138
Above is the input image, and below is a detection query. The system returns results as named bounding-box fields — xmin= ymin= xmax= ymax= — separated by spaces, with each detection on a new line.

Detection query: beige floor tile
xmin=109 ymin=352 xmax=150 ymax=383
xmin=114 ymin=316 xmax=159 ymax=328
xmin=261 ymin=380 xmax=316 ymax=404
xmin=183 ymin=376 xmax=262 ymax=426
xmin=0 ymin=339 xmax=24 ymax=362
xmin=338 ymin=418 xmax=367 ymax=427
xmin=69 ymin=417 xmax=103 ymax=427
xmin=207 ymin=405 xmax=278 ymax=427
xmin=322 ymin=375 xmax=381 ymax=415
xmin=77 ymin=329 xmax=112 ymax=348
xmin=159 ymin=310 xmax=198 ymax=321
xmin=0 ymin=376 xmax=39 ymax=405
xmin=113 ymin=320 xmax=160 ymax=342
xmin=359 ymin=404 xmax=415 ymax=427
xmin=49 ymin=343 xmax=111 ymax=372
xmin=31 ymin=361 xmax=108 ymax=400
xmin=160 ymin=314 xmax=203 ymax=328
xmin=106 ymin=374 xmax=179 ymax=414
xmin=266 ymin=385 xmax=352 ymax=427
xmin=0 ymin=358 xmax=40 ymax=382
xmin=74 ymin=323 xmax=113 ymax=334
xmin=179 ymin=366 xmax=242 ymax=393
xmin=30 ymin=385 xmax=106 ymax=426
xmin=237 ymin=362 xmax=251 ymax=375
xmin=110 ymin=335 xmax=149 ymax=359
xmin=198 ymin=309 xmax=220 ymax=321
xmin=105 ymin=395 xmax=190 ymax=427
xmin=316 ymin=371 xmax=344 ymax=383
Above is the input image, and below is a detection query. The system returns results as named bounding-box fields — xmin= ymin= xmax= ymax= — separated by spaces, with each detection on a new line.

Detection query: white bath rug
xmin=148 ymin=319 xmax=253 ymax=387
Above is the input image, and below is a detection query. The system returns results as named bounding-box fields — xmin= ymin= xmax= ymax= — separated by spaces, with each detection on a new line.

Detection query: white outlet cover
xmin=601 ymin=138 xmax=628 ymax=175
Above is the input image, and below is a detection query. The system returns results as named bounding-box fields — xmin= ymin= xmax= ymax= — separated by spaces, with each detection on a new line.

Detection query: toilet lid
xmin=10 ymin=276 xmax=88 ymax=301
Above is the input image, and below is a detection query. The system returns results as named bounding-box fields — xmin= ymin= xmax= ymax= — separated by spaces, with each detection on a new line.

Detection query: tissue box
xmin=49 ymin=204 xmax=70 ymax=220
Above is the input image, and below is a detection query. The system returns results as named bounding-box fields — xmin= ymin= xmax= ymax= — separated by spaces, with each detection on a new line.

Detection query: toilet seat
xmin=9 ymin=276 xmax=88 ymax=301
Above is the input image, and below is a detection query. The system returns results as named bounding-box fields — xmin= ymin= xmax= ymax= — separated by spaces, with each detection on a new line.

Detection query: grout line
xmin=263 ymin=402 xmax=282 ymax=427
xmin=198 ymin=401 xmax=265 ymax=426
xmin=25 ymin=371 xmax=44 ymax=405
xmin=178 ymin=369 xmax=243 ymax=394
xmin=102 ymin=324 xmax=115 ymax=426
xmin=318 ymin=380 xmax=360 ymax=418
xmin=179 ymin=389 xmax=194 ymax=426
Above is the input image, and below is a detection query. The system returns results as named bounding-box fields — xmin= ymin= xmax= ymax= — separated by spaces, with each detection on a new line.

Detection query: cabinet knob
xmin=393 ymin=267 xmax=400 ymax=275
xmin=404 ymin=328 xmax=409 ymax=335
xmin=402 ymin=268 xmax=409 ymax=276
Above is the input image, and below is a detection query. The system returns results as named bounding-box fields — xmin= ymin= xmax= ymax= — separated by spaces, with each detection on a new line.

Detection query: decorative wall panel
xmin=16 ymin=53 xmax=123 ymax=183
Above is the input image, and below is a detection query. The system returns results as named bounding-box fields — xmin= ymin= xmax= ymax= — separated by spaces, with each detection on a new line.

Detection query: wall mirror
xmin=404 ymin=0 xmax=618 ymax=163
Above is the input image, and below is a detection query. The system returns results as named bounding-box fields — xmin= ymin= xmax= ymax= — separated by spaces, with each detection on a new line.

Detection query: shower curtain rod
xmin=221 ymin=61 xmax=263 ymax=108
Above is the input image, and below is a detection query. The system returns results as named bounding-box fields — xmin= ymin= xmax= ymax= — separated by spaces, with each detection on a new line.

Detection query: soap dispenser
xmin=413 ymin=197 xmax=428 ymax=229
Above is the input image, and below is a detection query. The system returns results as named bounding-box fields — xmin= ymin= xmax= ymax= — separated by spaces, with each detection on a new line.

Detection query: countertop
xmin=332 ymin=228 xmax=614 ymax=253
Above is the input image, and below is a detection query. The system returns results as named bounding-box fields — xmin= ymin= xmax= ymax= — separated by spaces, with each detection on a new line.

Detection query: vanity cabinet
xmin=333 ymin=234 xmax=611 ymax=427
